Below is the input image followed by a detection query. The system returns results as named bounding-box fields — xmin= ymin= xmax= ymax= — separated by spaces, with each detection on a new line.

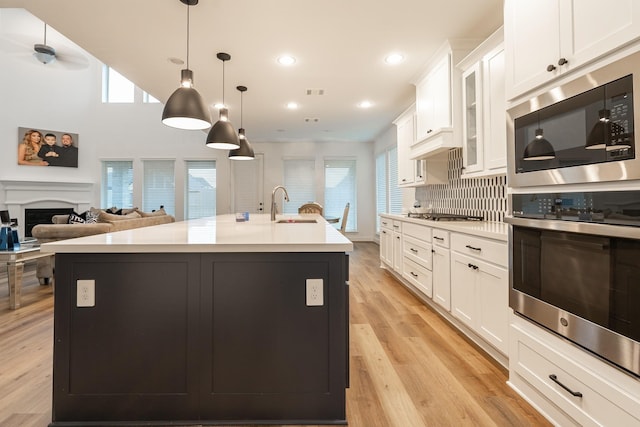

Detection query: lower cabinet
xmin=451 ymin=252 xmax=508 ymax=354
xmin=51 ymin=252 xmax=349 ymax=425
xmin=379 ymin=220 xmax=393 ymax=266
xmin=451 ymin=232 xmax=508 ymax=355
xmin=431 ymin=230 xmax=451 ymax=311
xmin=510 ymin=315 xmax=640 ymax=427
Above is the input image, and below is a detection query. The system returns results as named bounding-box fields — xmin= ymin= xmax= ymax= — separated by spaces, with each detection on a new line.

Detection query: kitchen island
xmin=42 ymin=214 xmax=352 ymax=427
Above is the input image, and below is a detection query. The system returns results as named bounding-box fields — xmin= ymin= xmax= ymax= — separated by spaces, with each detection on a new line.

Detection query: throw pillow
xmin=98 ymin=211 xmax=142 ymax=222
xmin=67 ymin=212 xmax=85 ymax=224
xmin=84 ymin=210 xmax=100 ymax=224
xmin=139 ymin=207 xmax=166 ymax=217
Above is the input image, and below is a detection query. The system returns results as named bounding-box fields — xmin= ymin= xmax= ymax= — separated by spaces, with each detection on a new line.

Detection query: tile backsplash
xmin=415 ymin=148 xmax=507 ymax=222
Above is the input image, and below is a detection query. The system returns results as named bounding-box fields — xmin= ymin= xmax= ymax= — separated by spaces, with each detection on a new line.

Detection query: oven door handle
xmin=505 ymin=216 xmax=640 ymax=240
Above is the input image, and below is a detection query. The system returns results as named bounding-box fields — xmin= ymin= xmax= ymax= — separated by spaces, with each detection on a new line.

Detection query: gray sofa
xmin=31 ymin=209 xmax=175 ymax=283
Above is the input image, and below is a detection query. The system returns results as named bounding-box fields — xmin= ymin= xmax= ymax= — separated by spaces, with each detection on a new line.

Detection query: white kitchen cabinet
xmin=450 ymin=233 xmax=508 ymax=354
xmin=402 ymin=222 xmax=433 ymax=298
xmin=415 ymin=54 xmax=451 ymax=141
xmin=451 ymin=252 xmax=508 ymax=354
xmin=505 ymin=0 xmax=640 ymax=100
xmin=394 ymin=106 xmax=416 ymax=187
xmin=411 ymin=39 xmax=478 ymax=160
xmin=394 ymin=106 xmax=447 ymax=187
xmin=458 ymin=28 xmax=506 ymax=178
xmin=510 ymin=315 xmax=640 ymax=426
xmin=379 ymin=218 xmax=393 ymax=266
xmin=392 ymin=223 xmax=403 ymax=273
xmin=431 ymin=229 xmax=451 ymax=311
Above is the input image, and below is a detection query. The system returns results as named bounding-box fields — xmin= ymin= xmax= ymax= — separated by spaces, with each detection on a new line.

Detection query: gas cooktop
xmin=407 ymin=212 xmax=483 ymax=221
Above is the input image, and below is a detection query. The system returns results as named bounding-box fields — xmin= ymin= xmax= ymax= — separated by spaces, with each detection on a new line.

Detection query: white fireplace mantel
xmin=1 ymin=180 xmax=94 ymax=238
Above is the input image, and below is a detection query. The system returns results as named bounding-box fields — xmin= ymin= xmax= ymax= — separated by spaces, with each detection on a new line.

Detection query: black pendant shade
xmin=229 ymin=85 xmax=255 ymax=160
xmin=229 ymin=128 xmax=255 ymax=160
xmin=523 ymin=128 xmax=555 ymax=161
xmin=206 ymin=52 xmax=240 ymax=149
xmin=586 ymin=109 xmax=631 ymax=151
xmin=162 ymin=1 xmax=211 ymax=130
xmin=206 ymin=107 xmax=239 ymax=149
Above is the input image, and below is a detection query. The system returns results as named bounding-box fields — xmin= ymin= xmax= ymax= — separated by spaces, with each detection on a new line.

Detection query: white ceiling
xmin=0 ymin=0 xmax=503 ymax=143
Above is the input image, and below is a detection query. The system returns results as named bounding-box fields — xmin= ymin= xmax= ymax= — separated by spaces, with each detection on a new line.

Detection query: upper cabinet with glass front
xmin=458 ymin=28 xmax=506 ymax=178
xmin=505 ymin=0 xmax=640 ymax=101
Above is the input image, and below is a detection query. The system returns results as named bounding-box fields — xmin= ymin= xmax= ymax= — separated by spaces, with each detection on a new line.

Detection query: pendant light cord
xmin=240 ymin=91 xmax=243 ymax=128
xmin=222 ymin=60 xmax=225 ymax=106
xmin=185 ymin=4 xmax=190 ymax=70
xmin=43 ymin=23 xmax=47 ymax=44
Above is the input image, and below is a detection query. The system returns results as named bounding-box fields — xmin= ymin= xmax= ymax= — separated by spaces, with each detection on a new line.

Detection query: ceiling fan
xmin=33 ymin=23 xmax=57 ymax=64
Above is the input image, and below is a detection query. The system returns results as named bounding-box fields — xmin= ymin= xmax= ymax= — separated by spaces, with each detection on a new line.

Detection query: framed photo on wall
xmin=18 ymin=127 xmax=79 ymax=168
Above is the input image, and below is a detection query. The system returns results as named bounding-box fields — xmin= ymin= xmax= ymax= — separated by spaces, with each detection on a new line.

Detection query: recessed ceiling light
xmin=277 ymin=55 xmax=296 ymax=66
xmin=385 ymin=53 xmax=404 ymax=65
xmin=358 ymin=100 xmax=373 ymax=109
xmin=286 ymin=102 xmax=299 ymax=110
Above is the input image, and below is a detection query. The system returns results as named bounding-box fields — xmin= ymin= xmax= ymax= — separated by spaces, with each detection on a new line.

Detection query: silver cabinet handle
xmin=465 ymin=244 xmax=481 ymax=252
xmin=433 ymin=236 xmax=444 ymax=241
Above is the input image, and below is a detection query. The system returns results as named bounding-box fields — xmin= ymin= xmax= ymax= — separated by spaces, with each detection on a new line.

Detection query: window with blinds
xmin=143 ymin=160 xmax=175 ymax=215
xmin=375 ymin=153 xmax=387 ymax=233
xmin=283 ymin=159 xmax=316 ymax=214
xmin=325 ymin=159 xmax=356 ymax=232
xmin=374 ymin=147 xmax=403 ymax=233
xmin=388 ymin=147 xmax=403 ymax=214
xmin=101 ymin=160 xmax=133 ymax=208
xmin=186 ymin=160 xmax=216 ymax=219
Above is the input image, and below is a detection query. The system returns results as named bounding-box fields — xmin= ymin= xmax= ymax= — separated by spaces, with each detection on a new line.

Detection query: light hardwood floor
xmin=0 ymin=243 xmax=550 ymax=427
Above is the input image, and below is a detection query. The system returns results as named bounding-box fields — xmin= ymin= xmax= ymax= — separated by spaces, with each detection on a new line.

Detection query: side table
xmin=1 ymin=245 xmax=54 ymax=309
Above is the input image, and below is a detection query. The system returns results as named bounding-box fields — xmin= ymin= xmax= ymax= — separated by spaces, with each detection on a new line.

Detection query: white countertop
xmin=41 ymin=214 xmax=353 ymax=254
xmin=380 ymin=214 xmax=508 ymax=241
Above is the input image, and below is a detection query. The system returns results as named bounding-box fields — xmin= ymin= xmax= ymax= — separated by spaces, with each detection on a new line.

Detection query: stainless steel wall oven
xmin=507 ymin=191 xmax=640 ymax=377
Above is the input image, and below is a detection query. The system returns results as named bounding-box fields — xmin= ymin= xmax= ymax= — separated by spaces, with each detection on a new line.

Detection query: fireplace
xmin=0 ymin=180 xmax=93 ymax=239
xmin=24 ymin=208 xmax=75 ymax=237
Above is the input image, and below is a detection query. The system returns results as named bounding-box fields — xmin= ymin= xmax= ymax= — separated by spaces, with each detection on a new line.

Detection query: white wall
xmin=0 ymin=38 xmax=377 ymax=240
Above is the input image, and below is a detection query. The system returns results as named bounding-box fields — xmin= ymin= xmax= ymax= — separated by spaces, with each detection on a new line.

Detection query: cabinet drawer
xmin=511 ymin=324 xmax=640 ymax=426
xmin=431 ymin=229 xmax=449 ymax=248
xmin=403 ymin=235 xmax=432 ymax=270
xmin=403 ymin=257 xmax=432 ymax=298
xmin=403 ymin=222 xmax=431 ymax=242
xmin=380 ymin=218 xmax=393 ymax=230
xmin=391 ymin=220 xmax=403 ymax=233
xmin=451 ymin=233 xmax=507 ymax=267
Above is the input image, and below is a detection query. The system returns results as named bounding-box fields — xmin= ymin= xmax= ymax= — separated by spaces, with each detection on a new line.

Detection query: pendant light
xmin=523 ymin=114 xmax=555 ymax=161
xmin=161 ymin=0 xmax=211 ymax=130
xmin=229 ymin=86 xmax=255 ymax=160
xmin=206 ymin=53 xmax=240 ymax=149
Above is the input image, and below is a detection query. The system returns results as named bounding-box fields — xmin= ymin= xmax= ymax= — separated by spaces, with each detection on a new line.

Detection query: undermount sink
xmin=276 ymin=219 xmax=317 ymax=224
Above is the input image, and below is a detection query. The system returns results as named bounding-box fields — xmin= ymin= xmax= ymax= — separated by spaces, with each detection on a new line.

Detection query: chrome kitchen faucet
xmin=271 ymin=185 xmax=289 ymax=221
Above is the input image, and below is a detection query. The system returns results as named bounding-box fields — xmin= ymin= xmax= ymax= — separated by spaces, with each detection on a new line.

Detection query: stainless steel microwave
xmin=507 ymin=51 xmax=640 ymax=187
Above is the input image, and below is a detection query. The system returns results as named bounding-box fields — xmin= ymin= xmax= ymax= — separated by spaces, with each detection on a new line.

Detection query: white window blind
xmin=283 ymin=159 xmax=316 ymax=214
xmin=101 ymin=160 xmax=133 ymax=208
xmin=102 ymin=66 xmax=134 ymax=103
xmin=143 ymin=160 xmax=175 ymax=215
xmin=375 ymin=152 xmax=387 ymax=233
xmin=186 ymin=160 xmax=216 ymax=219
xmin=324 ymin=159 xmax=356 ymax=232
xmin=389 ymin=147 xmax=403 ymax=214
